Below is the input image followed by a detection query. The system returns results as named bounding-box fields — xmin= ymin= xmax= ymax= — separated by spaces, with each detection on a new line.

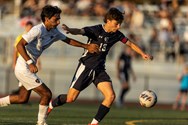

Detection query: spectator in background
xmin=130 ymin=6 xmax=144 ymax=31
xmin=20 ymin=0 xmax=38 ymax=18
xmin=178 ymin=26 xmax=188 ymax=64
xmin=148 ymin=27 xmax=160 ymax=57
xmin=174 ymin=34 xmax=181 ymax=64
xmin=172 ymin=64 xmax=188 ymax=111
xmin=116 ymin=46 xmax=136 ymax=108
xmin=75 ymin=0 xmax=92 ymax=16
xmin=93 ymin=2 xmax=107 ymax=16
xmin=128 ymin=33 xmax=146 ymax=60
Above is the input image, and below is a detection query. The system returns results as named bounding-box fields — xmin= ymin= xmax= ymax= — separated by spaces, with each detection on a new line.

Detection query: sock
xmin=52 ymin=94 xmax=67 ymax=107
xmin=120 ymin=88 xmax=129 ymax=104
xmin=0 ymin=96 xmax=10 ymax=107
xmin=49 ymin=101 xmax=53 ymax=109
xmin=91 ymin=118 xmax=99 ymax=124
xmin=94 ymin=104 xmax=110 ymax=122
xmin=37 ymin=104 xmax=48 ymax=124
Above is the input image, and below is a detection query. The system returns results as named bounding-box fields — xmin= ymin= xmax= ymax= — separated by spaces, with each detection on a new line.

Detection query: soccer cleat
xmin=46 ymin=100 xmax=53 ymax=117
xmin=88 ymin=124 xmax=98 ymax=125
xmin=46 ymin=107 xmax=53 ymax=117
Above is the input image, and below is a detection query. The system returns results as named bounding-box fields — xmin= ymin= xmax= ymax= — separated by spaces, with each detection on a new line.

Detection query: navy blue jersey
xmin=80 ymin=24 xmax=128 ymax=70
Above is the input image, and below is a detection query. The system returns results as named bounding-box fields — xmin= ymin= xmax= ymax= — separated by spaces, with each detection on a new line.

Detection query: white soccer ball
xmin=139 ymin=90 xmax=157 ymax=108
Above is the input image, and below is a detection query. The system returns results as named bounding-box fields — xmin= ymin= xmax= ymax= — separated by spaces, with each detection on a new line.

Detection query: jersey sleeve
xmin=56 ymin=28 xmax=67 ymax=41
xmin=22 ymin=26 xmax=40 ymax=43
xmin=121 ymin=37 xmax=129 ymax=43
xmin=82 ymin=25 xmax=98 ymax=40
xmin=117 ymin=31 xmax=128 ymax=43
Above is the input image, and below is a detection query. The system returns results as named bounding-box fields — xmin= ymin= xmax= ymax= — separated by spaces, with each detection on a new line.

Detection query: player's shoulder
xmin=116 ymin=30 xmax=124 ymax=35
xmin=32 ymin=23 xmax=43 ymax=29
xmin=115 ymin=30 xmax=126 ymax=39
xmin=29 ymin=23 xmax=42 ymax=32
xmin=85 ymin=24 xmax=102 ymax=30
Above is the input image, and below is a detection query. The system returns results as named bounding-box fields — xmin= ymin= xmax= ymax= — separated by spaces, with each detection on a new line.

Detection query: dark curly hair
xmin=40 ymin=5 xmax=62 ymax=22
xmin=103 ymin=8 xmax=124 ymax=24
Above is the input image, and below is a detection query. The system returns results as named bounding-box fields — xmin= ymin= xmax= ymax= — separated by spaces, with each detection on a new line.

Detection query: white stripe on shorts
xmin=70 ymin=63 xmax=85 ymax=88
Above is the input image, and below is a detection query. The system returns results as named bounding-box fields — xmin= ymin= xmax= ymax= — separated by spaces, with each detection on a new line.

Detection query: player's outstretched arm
xmin=62 ymin=24 xmax=84 ymax=35
xmin=63 ymin=37 xmax=99 ymax=54
xmin=126 ymin=40 xmax=153 ymax=60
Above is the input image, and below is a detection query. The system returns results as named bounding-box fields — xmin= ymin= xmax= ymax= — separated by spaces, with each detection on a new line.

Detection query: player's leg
xmin=47 ymin=62 xmax=93 ymax=117
xmin=119 ymin=81 xmax=129 ymax=105
xmin=180 ymin=92 xmax=187 ymax=111
xmin=33 ymin=83 xmax=52 ymax=125
xmin=89 ymin=81 xmax=115 ymax=125
xmin=49 ymin=88 xmax=80 ymax=109
xmin=117 ymin=72 xmax=129 ymax=107
xmin=0 ymin=86 xmax=31 ymax=107
xmin=15 ymin=67 xmax=52 ymax=125
xmin=46 ymin=88 xmax=80 ymax=118
xmin=172 ymin=91 xmax=182 ymax=110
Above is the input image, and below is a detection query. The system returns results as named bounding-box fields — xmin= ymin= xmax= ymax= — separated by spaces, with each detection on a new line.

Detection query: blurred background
xmin=0 ymin=0 xmax=188 ymax=106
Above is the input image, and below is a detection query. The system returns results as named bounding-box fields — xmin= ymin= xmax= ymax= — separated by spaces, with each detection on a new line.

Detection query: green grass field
xmin=0 ymin=102 xmax=188 ymax=125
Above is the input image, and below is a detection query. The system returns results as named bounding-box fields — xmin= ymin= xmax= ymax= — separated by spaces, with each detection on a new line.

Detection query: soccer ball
xmin=139 ymin=90 xmax=157 ymax=108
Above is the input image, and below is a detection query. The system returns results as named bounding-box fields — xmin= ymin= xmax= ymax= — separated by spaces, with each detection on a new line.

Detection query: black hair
xmin=25 ymin=21 xmax=33 ymax=26
xmin=40 ymin=5 xmax=62 ymax=22
xmin=103 ymin=8 xmax=124 ymax=24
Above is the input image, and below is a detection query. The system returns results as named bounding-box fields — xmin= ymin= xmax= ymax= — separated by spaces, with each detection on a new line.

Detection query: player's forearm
xmin=68 ymin=28 xmax=83 ymax=35
xmin=69 ymin=39 xmax=88 ymax=49
xmin=126 ymin=40 xmax=145 ymax=56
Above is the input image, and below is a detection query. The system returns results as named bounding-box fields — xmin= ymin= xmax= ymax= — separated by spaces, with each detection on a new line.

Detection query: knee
xmin=18 ymin=97 xmax=29 ymax=104
xmin=45 ymin=91 xmax=52 ymax=101
xmin=105 ymin=93 xmax=116 ymax=103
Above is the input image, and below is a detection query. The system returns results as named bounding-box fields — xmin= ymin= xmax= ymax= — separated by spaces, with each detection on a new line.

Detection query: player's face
xmin=46 ymin=14 xmax=61 ymax=30
xmin=25 ymin=24 xmax=33 ymax=32
xmin=107 ymin=19 xmax=121 ymax=32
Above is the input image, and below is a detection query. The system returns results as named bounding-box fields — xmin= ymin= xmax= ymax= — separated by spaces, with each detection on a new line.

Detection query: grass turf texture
xmin=0 ymin=102 xmax=188 ymax=125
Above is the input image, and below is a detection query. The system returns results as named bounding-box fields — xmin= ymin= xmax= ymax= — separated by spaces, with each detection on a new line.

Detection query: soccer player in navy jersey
xmin=116 ymin=46 xmax=136 ymax=107
xmin=47 ymin=8 xmax=153 ymax=125
xmin=0 ymin=5 xmax=99 ymax=125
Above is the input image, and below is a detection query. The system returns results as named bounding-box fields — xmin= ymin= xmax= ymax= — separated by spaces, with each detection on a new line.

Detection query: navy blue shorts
xmin=119 ymin=71 xmax=129 ymax=83
xmin=70 ymin=62 xmax=112 ymax=91
xmin=180 ymin=89 xmax=188 ymax=94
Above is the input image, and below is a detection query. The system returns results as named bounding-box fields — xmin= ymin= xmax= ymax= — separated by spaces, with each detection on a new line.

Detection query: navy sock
xmin=52 ymin=94 xmax=67 ymax=107
xmin=94 ymin=104 xmax=110 ymax=122
xmin=120 ymin=88 xmax=129 ymax=104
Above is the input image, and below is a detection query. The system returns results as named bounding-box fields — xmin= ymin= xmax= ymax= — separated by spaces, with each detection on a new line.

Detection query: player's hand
xmin=87 ymin=44 xmax=99 ymax=53
xmin=62 ymin=24 xmax=70 ymax=34
xmin=28 ymin=63 xmax=38 ymax=73
xmin=142 ymin=54 xmax=153 ymax=61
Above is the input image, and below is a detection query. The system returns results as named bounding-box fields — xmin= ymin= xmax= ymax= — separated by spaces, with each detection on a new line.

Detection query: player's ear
xmin=106 ymin=19 xmax=111 ymax=24
xmin=45 ymin=17 xmax=50 ymax=22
